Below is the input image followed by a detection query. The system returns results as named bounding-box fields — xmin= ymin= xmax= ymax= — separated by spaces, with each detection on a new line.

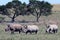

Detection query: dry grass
xmin=0 ymin=12 xmax=60 ymax=40
xmin=0 ymin=23 xmax=60 ymax=40
xmin=52 ymin=4 xmax=60 ymax=12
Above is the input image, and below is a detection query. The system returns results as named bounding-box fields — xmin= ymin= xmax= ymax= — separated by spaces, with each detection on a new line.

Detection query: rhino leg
xmin=26 ymin=30 xmax=32 ymax=34
xmin=11 ymin=30 xmax=14 ymax=34
xmin=10 ymin=28 xmax=14 ymax=34
xmin=53 ymin=29 xmax=58 ymax=33
xmin=19 ymin=30 xmax=21 ymax=33
xmin=55 ymin=29 xmax=58 ymax=33
xmin=19 ymin=28 xmax=22 ymax=34
xmin=35 ymin=30 xmax=38 ymax=34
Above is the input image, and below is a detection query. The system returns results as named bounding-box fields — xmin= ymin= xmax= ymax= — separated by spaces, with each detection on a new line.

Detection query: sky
xmin=0 ymin=0 xmax=60 ymax=5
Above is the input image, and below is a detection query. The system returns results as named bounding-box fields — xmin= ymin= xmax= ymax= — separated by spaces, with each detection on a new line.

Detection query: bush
xmin=0 ymin=17 xmax=5 ymax=23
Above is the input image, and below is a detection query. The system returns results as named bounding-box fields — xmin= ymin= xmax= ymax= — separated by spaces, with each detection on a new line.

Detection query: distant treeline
xmin=0 ymin=0 xmax=53 ymax=22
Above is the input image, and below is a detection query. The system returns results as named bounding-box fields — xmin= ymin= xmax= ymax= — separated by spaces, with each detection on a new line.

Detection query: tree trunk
xmin=36 ymin=16 xmax=39 ymax=22
xmin=11 ymin=14 xmax=16 ymax=23
xmin=11 ymin=18 xmax=15 ymax=23
xmin=36 ymin=13 xmax=39 ymax=22
xmin=36 ymin=12 xmax=41 ymax=22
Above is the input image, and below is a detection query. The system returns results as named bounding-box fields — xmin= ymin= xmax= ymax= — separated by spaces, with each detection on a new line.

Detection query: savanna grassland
xmin=0 ymin=4 xmax=60 ymax=40
xmin=52 ymin=4 xmax=60 ymax=12
xmin=0 ymin=11 xmax=60 ymax=40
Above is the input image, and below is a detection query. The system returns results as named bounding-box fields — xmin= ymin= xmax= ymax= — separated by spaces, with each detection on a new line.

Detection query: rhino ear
xmin=24 ymin=25 xmax=27 ymax=29
xmin=47 ymin=25 xmax=50 ymax=28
